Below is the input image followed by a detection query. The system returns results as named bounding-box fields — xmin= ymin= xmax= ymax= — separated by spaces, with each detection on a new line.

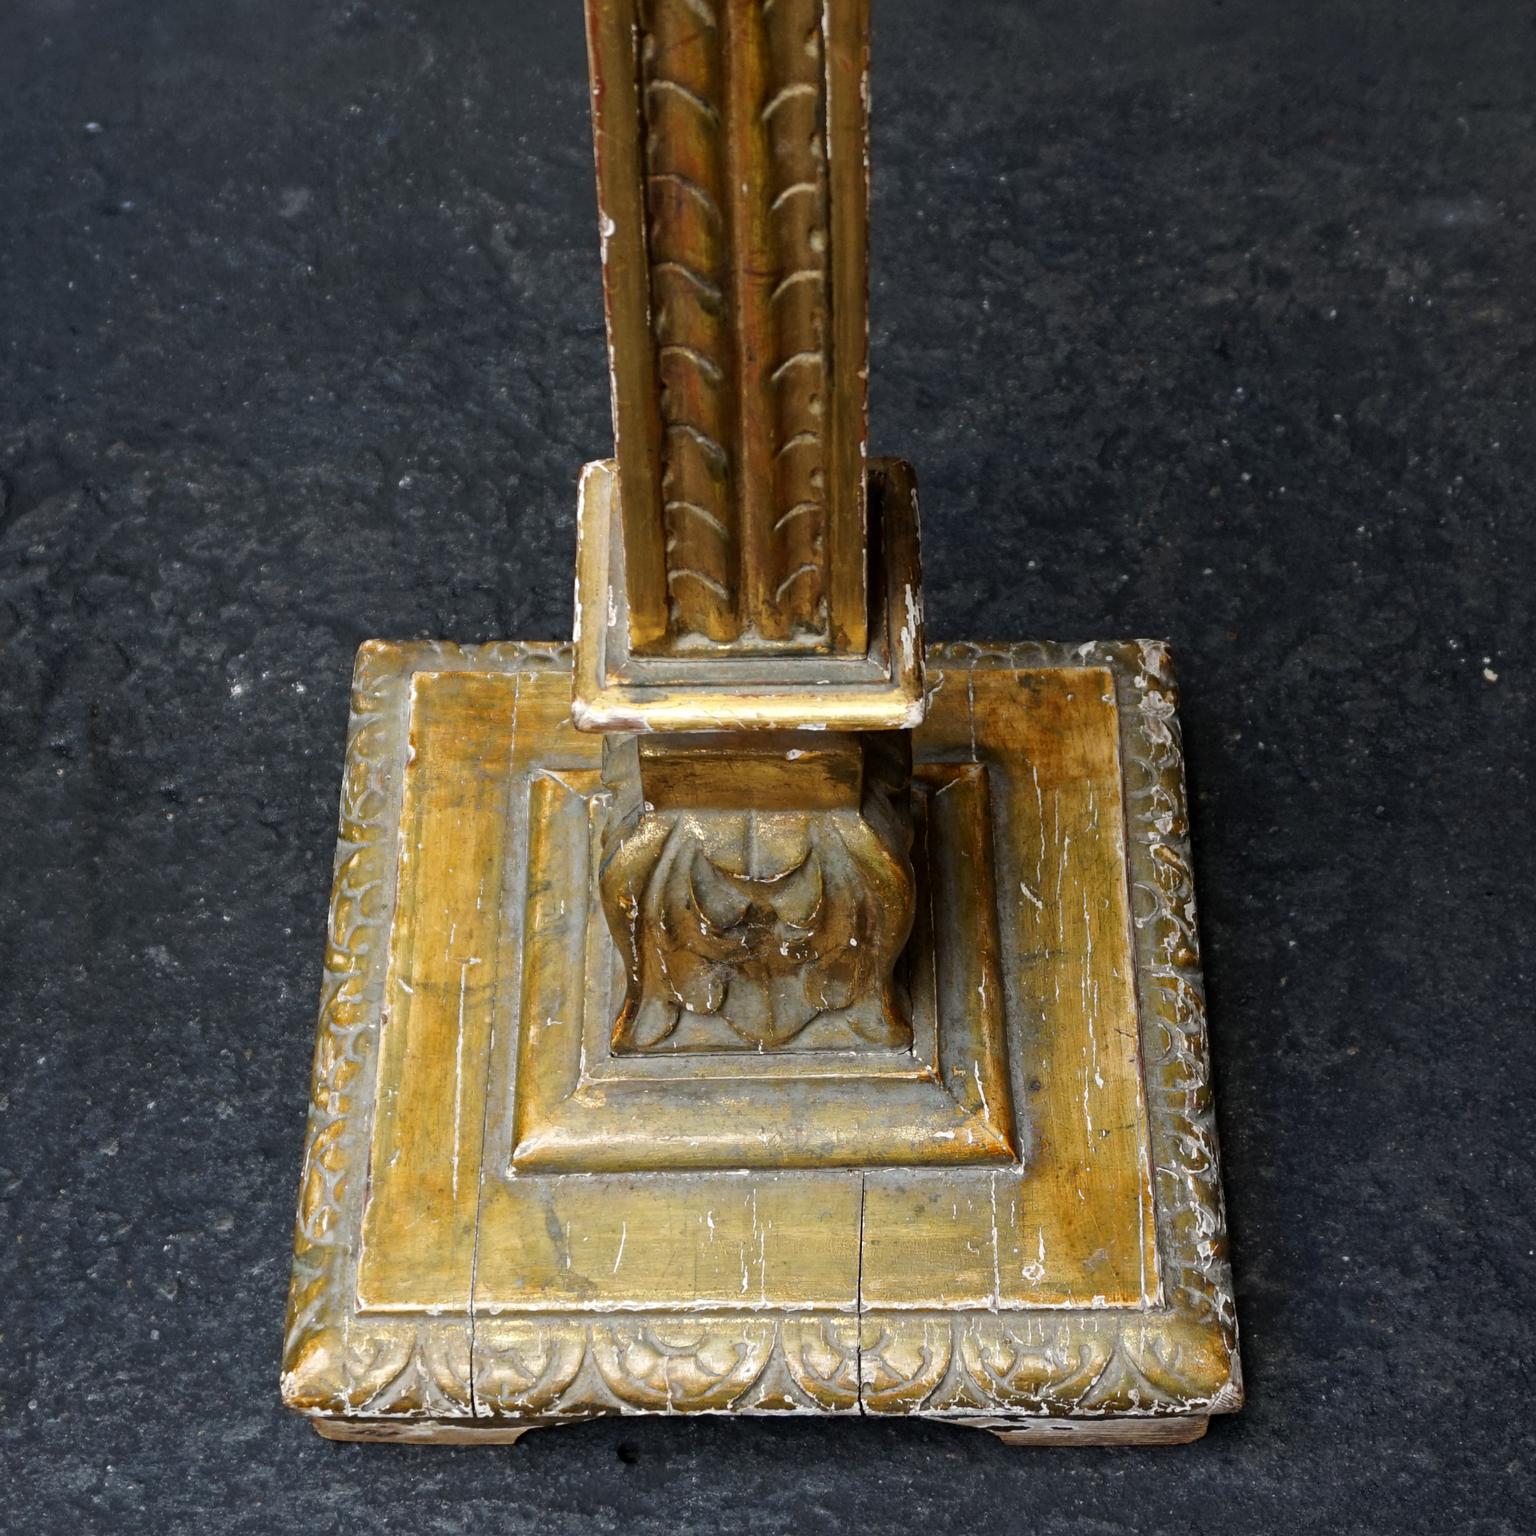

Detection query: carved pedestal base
xmin=282 ymin=639 xmax=1241 ymax=1444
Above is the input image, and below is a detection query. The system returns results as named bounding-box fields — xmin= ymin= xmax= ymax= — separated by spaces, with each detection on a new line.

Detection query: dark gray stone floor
xmin=3 ymin=1 xmax=1531 ymax=1531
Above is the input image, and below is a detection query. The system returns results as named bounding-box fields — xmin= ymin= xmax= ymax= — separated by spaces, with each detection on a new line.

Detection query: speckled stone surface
xmin=2 ymin=1 xmax=1532 ymax=1531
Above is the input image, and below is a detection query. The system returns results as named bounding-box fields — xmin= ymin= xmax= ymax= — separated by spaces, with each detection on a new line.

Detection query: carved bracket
xmin=598 ymin=730 xmax=915 ymax=1051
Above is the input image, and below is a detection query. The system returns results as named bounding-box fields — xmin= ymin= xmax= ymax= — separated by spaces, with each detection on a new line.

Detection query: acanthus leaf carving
xmin=590 ymin=1321 xmax=779 ymax=1412
xmin=598 ymin=730 xmax=916 ymax=1052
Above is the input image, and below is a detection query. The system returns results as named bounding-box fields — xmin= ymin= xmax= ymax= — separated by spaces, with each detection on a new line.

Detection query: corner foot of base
xmin=312 ymin=1418 xmax=543 ymax=1446
xmin=977 ymin=1416 xmax=1211 ymax=1447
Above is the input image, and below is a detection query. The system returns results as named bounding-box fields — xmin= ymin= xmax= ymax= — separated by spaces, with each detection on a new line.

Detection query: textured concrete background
xmin=2 ymin=1 xmax=1532 ymax=1531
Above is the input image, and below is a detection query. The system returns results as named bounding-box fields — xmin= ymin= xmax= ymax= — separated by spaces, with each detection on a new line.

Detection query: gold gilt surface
xmin=282 ymin=639 xmax=1240 ymax=1437
xmin=571 ymin=458 xmax=925 ymax=734
xmin=585 ymin=0 xmax=871 ymax=654
xmin=505 ymin=765 xmax=1016 ymax=1171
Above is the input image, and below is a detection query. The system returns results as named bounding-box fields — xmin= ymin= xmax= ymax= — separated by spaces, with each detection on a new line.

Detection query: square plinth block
xmin=281 ymin=639 xmax=1241 ymax=1444
xmin=571 ymin=458 xmax=926 ymax=733
xmin=507 ymin=762 xmax=1016 ymax=1171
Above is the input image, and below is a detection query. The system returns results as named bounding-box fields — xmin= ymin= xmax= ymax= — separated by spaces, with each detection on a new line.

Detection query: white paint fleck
xmin=988 ymin=1172 xmax=1003 ymax=1310
xmin=974 ymin=1061 xmax=991 ymax=1122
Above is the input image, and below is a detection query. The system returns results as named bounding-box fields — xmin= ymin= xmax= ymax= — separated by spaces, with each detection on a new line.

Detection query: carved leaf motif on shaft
xmin=638 ymin=0 xmax=835 ymax=646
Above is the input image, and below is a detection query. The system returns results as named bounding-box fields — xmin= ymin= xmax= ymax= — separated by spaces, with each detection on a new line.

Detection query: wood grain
xmin=355 ymin=673 xmax=515 ymax=1310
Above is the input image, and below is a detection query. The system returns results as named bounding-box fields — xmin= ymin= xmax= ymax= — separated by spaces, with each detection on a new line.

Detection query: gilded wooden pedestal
xmin=281 ymin=638 xmax=1241 ymax=1444
xmin=283 ymin=0 xmax=1241 ymax=1448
